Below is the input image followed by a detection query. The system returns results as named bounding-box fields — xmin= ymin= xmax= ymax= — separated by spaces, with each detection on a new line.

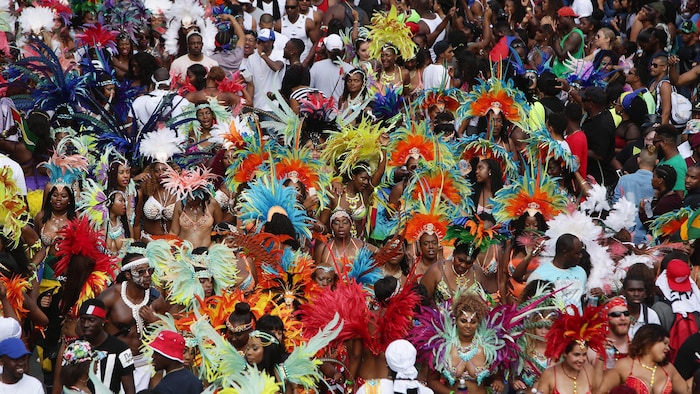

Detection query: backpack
xmin=657 ymin=79 xmax=692 ymax=127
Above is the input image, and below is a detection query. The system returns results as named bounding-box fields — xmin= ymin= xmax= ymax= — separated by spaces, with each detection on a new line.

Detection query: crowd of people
xmin=0 ymin=0 xmax=700 ymax=393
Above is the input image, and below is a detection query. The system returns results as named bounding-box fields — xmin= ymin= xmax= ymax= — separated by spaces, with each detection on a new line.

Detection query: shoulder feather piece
xmin=18 ymin=6 xmax=54 ymax=36
xmin=649 ymin=207 xmax=693 ymax=239
xmin=0 ymin=167 xmax=29 ymax=248
xmin=367 ymin=6 xmax=416 ymax=61
xmin=76 ymin=179 xmax=111 ymax=229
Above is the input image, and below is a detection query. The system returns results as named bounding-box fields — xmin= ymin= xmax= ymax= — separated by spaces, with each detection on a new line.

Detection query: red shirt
xmin=566 ymin=130 xmax=588 ymax=178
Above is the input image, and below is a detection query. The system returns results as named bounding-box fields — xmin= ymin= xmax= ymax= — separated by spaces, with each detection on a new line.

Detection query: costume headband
xmin=250 ymin=330 xmax=279 ymax=345
xmin=151 ymin=75 xmax=172 ymax=87
xmin=266 ymin=205 xmax=289 ymax=222
xmin=195 ymin=102 xmax=212 ymax=111
xmin=96 ymin=78 xmax=116 ymax=87
xmin=226 ymin=320 xmax=253 ymax=333
xmin=330 ymin=209 xmax=351 ymax=223
xmin=194 ymin=269 xmax=213 ymax=279
xmin=352 ymin=163 xmax=372 ymax=176
xmin=316 ymin=265 xmax=335 ymax=273
xmin=127 ymin=245 xmax=147 ymax=256
xmin=122 ymin=257 xmax=150 ymax=271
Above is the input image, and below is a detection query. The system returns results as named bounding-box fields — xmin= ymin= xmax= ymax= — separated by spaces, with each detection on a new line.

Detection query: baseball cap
xmin=644 ymin=1 xmax=665 ymax=15
xmin=257 ymin=28 xmax=275 ymax=42
xmin=0 ymin=338 xmax=30 ymax=359
xmin=667 ymin=259 xmax=692 ymax=292
xmin=324 ymin=34 xmax=343 ymax=51
xmin=557 ymin=6 xmax=578 ymax=18
xmin=149 ymin=330 xmax=185 ymax=363
xmin=580 ymin=86 xmax=607 ymax=105
xmin=0 ymin=318 xmax=21 ymax=342
xmin=680 ymin=20 xmax=698 ymax=34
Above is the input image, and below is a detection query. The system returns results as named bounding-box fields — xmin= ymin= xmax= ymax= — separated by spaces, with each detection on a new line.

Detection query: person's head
xmin=263 ymin=212 xmax=300 ymax=250
xmin=196 ymin=104 xmax=214 ymax=130
xmin=649 ymin=52 xmax=668 ymax=81
xmin=43 ymin=185 xmax=76 ymax=219
xmin=680 ymin=21 xmax=699 ymax=45
xmin=652 ymin=165 xmax=676 ymax=193
xmin=629 ymin=324 xmax=669 ymax=364
xmin=433 ymin=40 xmax=453 ymax=62
xmin=257 ymin=315 xmax=285 ymax=345
xmin=640 ymin=2 xmax=662 ymax=24
xmin=107 ymin=160 xmax=131 ymax=191
xmin=380 ymin=44 xmax=399 ymax=69
xmin=227 ymin=302 xmax=256 ymax=350
xmin=537 ymin=71 xmax=561 ymax=97
xmin=284 ymin=0 xmax=300 ymax=17
xmin=687 ymin=164 xmax=700 ymax=192
xmin=564 ymin=101 xmax=584 ymax=125
xmin=418 ymin=232 xmax=439 ymax=260
xmin=580 ymin=86 xmax=608 ymax=113
xmin=313 ymin=266 xmax=336 ymax=288
xmin=60 ymin=340 xmax=94 ymax=387
xmin=120 ymin=248 xmax=154 ymax=289
xmin=330 ymin=209 xmax=353 ymax=239
xmin=605 ymin=297 xmax=630 ymax=337
xmin=637 ymin=145 xmax=657 ymax=170
xmin=0 ymin=337 xmax=30 ymax=383
xmin=284 ymin=38 xmax=305 ymax=60
xmin=354 ymin=39 xmax=370 ymax=62
xmin=556 ymin=7 xmax=579 ymax=31
xmin=78 ymin=298 xmax=107 ymax=342
xmin=623 ymin=268 xmax=651 ymax=307
xmin=474 ymin=159 xmax=503 ymax=190
xmin=547 ymin=112 xmax=567 ymax=138
xmin=511 ymin=211 xmax=548 ymax=236
xmin=344 ymin=68 xmax=367 ymax=97
xmin=452 ymin=242 xmax=478 ymax=275
xmin=324 ymin=34 xmax=345 ymax=59
xmin=453 ymin=292 xmax=488 ymax=340
xmin=186 ymin=31 xmax=203 ymax=57
xmin=243 ymin=29 xmax=257 ymax=57
xmin=554 ymin=234 xmax=583 ymax=268
xmin=385 ymin=339 xmax=419 ymax=381
xmin=594 ymin=27 xmax=617 ymax=50
xmin=562 ymin=340 xmax=588 ymax=371
xmin=653 ymin=124 xmax=678 ymax=155
xmin=245 ymin=329 xmax=283 ymax=375
xmin=149 ymin=330 xmax=186 ymax=371
xmin=186 ymin=64 xmax=207 ymax=90
xmin=347 ymin=161 xmax=371 ymax=192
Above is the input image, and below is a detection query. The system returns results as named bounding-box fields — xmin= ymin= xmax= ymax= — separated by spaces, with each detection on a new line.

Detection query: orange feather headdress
xmin=491 ymin=167 xmax=569 ymax=223
xmin=404 ymin=190 xmax=450 ymax=244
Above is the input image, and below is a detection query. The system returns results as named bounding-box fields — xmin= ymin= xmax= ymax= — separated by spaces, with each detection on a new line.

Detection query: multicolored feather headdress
xmin=322 ymin=116 xmax=389 ymax=178
xmin=0 ymin=167 xmax=29 ymax=248
xmin=53 ymin=217 xmax=117 ymax=316
xmin=367 ymin=6 xmax=416 ymax=61
xmin=544 ymin=305 xmax=607 ymax=360
xmin=404 ymin=190 xmax=450 ymax=244
xmin=491 ymin=167 xmax=569 ymax=223
xmin=458 ymin=77 xmax=529 ymax=131
xmin=162 ymin=166 xmax=217 ymax=204
xmin=76 ymin=179 xmax=122 ymax=229
xmin=274 ymin=145 xmax=331 ymax=211
xmin=445 ymin=216 xmax=504 ymax=255
xmin=388 ymin=122 xmax=436 ymax=167
xmin=41 ymin=150 xmax=89 ymax=190
xmin=460 ymin=135 xmax=518 ymax=180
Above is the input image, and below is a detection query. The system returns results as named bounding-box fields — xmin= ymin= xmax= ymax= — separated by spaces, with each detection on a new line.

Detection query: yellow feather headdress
xmin=367 ymin=6 xmax=417 ymax=61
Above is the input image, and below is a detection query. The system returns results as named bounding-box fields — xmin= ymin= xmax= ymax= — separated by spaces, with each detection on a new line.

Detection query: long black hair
xmin=41 ymin=186 xmax=77 ymax=225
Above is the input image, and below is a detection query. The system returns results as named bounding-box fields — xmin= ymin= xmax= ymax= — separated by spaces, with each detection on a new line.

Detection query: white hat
xmin=0 ymin=317 xmax=22 ymax=342
xmin=324 ymin=34 xmax=343 ymax=51
xmin=257 ymin=28 xmax=276 ymax=42
xmin=385 ymin=339 xmax=421 ymax=394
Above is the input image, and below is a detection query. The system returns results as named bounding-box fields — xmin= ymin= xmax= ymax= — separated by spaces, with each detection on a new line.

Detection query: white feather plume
xmin=614 ymin=254 xmax=655 ymax=282
xmin=0 ymin=0 xmax=15 ymax=33
xmin=579 ymin=183 xmax=611 ymax=214
xmin=585 ymin=242 xmax=617 ymax=294
xmin=603 ymin=197 xmax=638 ymax=234
xmin=18 ymin=6 xmax=54 ymax=35
xmin=163 ymin=0 xmax=206 ymax=55
xmin=144 ymin=0 xmax=172 ymax=15
xmin=543 ymin=210 xmax=603 ymax=255
xmin=139 ymin=127 xmax=185 ymax=163
xmin=200 ymin=17 xmax=217 ymax=56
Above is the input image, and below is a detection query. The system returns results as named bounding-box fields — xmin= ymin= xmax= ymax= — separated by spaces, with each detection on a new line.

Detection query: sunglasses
xmin=131 ymin=267 xmax=155 ymax=276
xmin=285 ymin=5 xmax=298 ymax=9
xmin=608 ymin=310 xmax=631 ymax=318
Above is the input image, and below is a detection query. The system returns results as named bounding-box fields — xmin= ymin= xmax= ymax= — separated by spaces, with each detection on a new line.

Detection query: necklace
xmin=640 ymin=361 xmax=657 ymax=389
xmin=120 ymin=282 xmax=149 ymax=334
xmin=457 ymin=341 xmax=478 ymax=361
xmin=108 ymin=219 xmax=124 ymax=240
xmin=346 ymin=192 xmax=360 ymax=212
xmin=382 ymin=265 xmax=403 ymax=280
xmin=452 ymin=261 xmax=472 ymax=288
xmin=561 ymin=365 xmax=578 ymax=394
xmin=52 ymin=212 xmax=68 ymax=225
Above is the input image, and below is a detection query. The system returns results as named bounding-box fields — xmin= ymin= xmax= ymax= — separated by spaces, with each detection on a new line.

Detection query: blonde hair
xmin=598 ymin=28 xmax=620 ymax=52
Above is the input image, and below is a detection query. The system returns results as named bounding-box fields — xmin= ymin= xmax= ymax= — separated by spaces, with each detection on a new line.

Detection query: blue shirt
xmin=527 ymin=261 xmax=587 ymax=312
xmin=613 ymin=169 xmax=654 ymax=244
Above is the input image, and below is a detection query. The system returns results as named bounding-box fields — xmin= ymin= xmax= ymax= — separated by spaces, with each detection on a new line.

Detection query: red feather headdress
xmin=545 ymin=305 xmax=607 ymax=361
xmin=75 ymin=23 xmax=118 ymax=51
xmin=54 ymin=217 xmax=117 ymax=317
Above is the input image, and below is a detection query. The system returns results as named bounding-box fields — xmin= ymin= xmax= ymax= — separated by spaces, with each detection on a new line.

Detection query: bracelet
xmin=579 ymin=180 xmax=587 ymax=187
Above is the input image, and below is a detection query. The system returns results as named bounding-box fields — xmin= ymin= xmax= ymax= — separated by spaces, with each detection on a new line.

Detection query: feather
xmin=545 ymin=305 xmax=607 ymax=361
xmin=18 ymin=6 xmax=54 ymax=35
xmin=321 ymin=116 xmax=388 ymax=178
xmin=225 ymin=368 xmax=280 ymax=393
xmin=367 ymin=6 xmax=417 ymax=61
xmin=0 ymin=275 xmax=30 ymax=320
xmin=75 ymin=23 xmax=118 ymax=51
xmin=603 ymin=197 xmax=637 ymax=234
xmin=371 ymin=85 xmax=405 ymax=123
xmin=346 ymin=247 xmax=382 ymax=288
xmin=139 ymin=126 xmax=186 ymax=163
xmin=458 ymin=77 xmax=530 ymax=131
xmin=579 ymin=183 xmax=611 ymax=214
xmin=76 ymin=179 xmax=110 ymax=229
xmin=161 ymin=166 xmax=217 ymax=204
xmin=491 ymin=167 xmax=568 ymax=223
xmin=0 ymin=167 xmax=29 ymax=248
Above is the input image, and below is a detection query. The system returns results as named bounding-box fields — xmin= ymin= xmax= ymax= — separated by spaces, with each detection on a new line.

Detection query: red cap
xmin=557 ymin=6 xmax=579 ymax=17
xmin=149 ymin=330 xmax=185 ymax=363
xmin=667 ymin=259 xmax=692 ymax=292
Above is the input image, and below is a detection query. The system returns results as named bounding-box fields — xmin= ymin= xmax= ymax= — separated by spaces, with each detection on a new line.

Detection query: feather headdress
xmin=544 ymin=305 xmax=607 ymax=360
xmin=0 ymin=167 xmax=29 ymax=248
xmin=407 ymin=163 xmax=473 ymax=216
xmin=458 ymin=77 xmax=530 ymax=130
xmin=75 ymin=23 xmax=119 ymax=51
xmin=39 ymin=0 xmax=73 ymax=26
xmin=162 ymin=0 xmax=209 ymax=55
xmin=459 ymin=135 xmax=518 ymax=180
xmin=445 ymin=216 xmax=504 ymax=254
xmin=69 ymin=0 xmax=100 ymax=21
xmin=274 ymin=145 xmax=331 ymax=211
xmin=41 ymin=150 xmax=88 ymax=190
xmin=18 ymin=6 xmax=54 ymax=36
xmin=388 ymin=122 xmax=436 ymax=167
xmin=491 ymin=168 xmax=568 ymax=223
xmin=138 ymin=126 xmax=185 ymax=163
xmin=650 ymin=207 xmax=693 ymax=239
xmin=162 ymin=166 xmax=217 ymax=203
xmin=523 ymin=123 xmax=580 ymax=173
xmin=257 ymin=248 xmax=317 ymax=307
xmin=404 ymin=190 xmax=450 ymax=244
xmin=412 ymin=87 xmax=467 ymax=114
xmin=224 ymin=122 xmax=270 ymax=192
xmin=367 ymin=6 xmax=416 ymax=61
xmin=76 ymin=179 xmax=120 ymax=229
xmin=322 ymin=116 xmax=389 ymax=177
xmin=237 ymin=174 xmax=312 ymax=241
xmin=210 ymin=115 xmax=254 ymax=150
xmin=0 ymin=275 xmax=30 ymax=320
xmin=54 ymin=217 xmax=117 ymax=316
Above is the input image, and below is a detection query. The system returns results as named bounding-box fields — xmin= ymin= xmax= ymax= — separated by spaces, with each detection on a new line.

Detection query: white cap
xmin=324 ymin=34 xmax=343 ymax=51
xmin=0 ymin=317 xmax=22 ymax=342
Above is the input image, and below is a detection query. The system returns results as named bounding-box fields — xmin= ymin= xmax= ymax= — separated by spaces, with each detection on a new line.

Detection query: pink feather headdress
xmin=161 ymin=166 xmax=218 ymax=203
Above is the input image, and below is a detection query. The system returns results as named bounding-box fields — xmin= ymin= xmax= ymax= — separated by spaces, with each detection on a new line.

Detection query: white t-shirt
xmin=243 ymin=51 xmax=285 ymax=111
xmin=423 ymin=64 xmax=450 ymax=90
xmin=309 ymin=58 xmax=354 ymax=102
xmin=131 ymin=90 xmax=191 ymax=132
xmin=628 ymin=304 xmax=661 ymax=340
xmin=0 ymin=374 xmax=45 ymax=393
xmin=169 ymin=55 xmax=219 ymax=82
xmin=0 ymin=154 xmax=27 ymax=195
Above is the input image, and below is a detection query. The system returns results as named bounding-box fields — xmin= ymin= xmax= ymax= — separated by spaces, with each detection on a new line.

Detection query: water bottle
xmin=457 ymin=378 xmax=468 ymax=394
xmin=605 ymin=346 xmax=617 ymax=369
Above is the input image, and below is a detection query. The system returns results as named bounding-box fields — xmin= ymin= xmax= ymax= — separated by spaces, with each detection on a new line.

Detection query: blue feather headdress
xmin=237 ymin=174 xmax=312 ymax=241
